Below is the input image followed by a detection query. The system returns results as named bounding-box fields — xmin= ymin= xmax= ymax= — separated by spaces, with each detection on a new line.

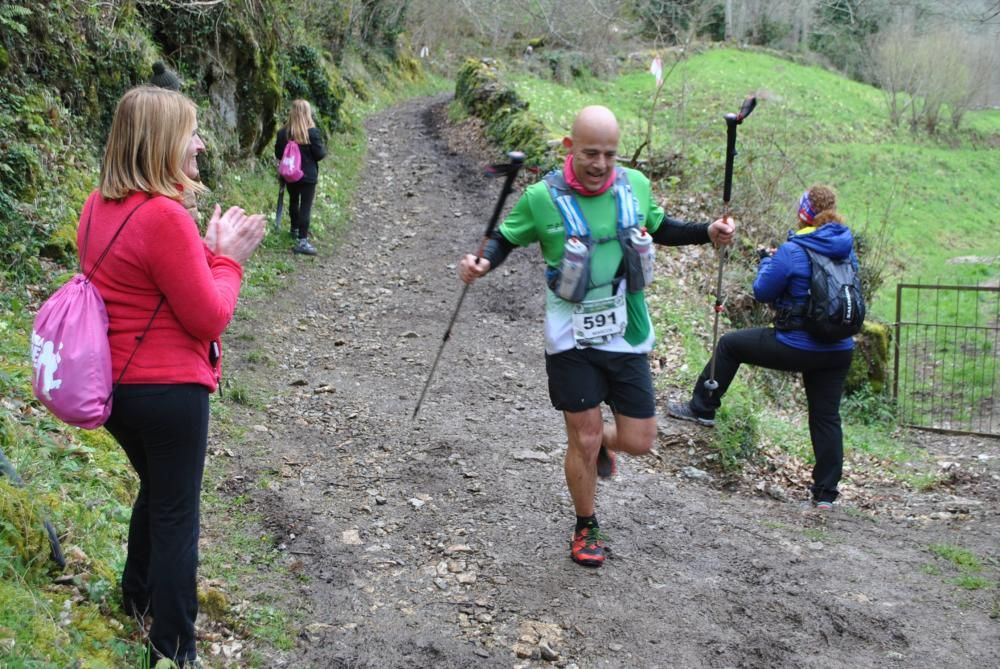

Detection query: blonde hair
xmin=805 ymin=184 xmax=844 ymax=227
xmin=287 ymin=99 xmax=315 ymax=144
xmin=99 ymin=86 xmax=205 ymax=201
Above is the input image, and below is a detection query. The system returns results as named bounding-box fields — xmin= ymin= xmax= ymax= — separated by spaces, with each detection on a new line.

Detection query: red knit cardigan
xmin=77 ymin=190 xmax=244 ymax=390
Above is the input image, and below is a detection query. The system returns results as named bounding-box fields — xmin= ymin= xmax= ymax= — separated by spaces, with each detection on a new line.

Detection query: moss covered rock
xmin=846 ymin=320 xmax=891 ymax=394
xmin=0 ymin=482 xmax=52 ymax=581
xmin=454 ymin=58 xmax=554 ymax=167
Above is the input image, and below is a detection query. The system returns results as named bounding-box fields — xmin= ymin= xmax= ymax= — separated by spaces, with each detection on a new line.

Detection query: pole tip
xmin=508 ymin=151 xmax=525 ymax=164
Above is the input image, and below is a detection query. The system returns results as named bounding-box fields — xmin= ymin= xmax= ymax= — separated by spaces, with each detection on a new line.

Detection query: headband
xmin=798 ymin=191 xmax=816 ymax=224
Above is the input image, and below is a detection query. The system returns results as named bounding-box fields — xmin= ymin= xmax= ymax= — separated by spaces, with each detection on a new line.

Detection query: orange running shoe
xmin=571 ymin=525 xmax=606 ymax=567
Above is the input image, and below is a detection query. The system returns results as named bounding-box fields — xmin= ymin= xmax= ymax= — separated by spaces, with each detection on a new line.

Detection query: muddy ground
xmin=203 ymin=96 xmax=998 ymax=668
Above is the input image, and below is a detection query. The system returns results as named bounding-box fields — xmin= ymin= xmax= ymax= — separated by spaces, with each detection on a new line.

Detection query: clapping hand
xmin=205 ymin=204 xmax=265 ymax=264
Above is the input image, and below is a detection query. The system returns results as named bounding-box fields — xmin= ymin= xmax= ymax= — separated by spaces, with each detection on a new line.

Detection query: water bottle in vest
xmin=630 ymin=227 xmax=655 ymax=287
xmin=557 ymin=236 xmax=589 ymax=301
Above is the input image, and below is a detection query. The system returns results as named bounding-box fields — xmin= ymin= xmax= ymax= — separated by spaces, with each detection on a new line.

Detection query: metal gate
xmin=893 ymin=283 xmax=999 ymax=437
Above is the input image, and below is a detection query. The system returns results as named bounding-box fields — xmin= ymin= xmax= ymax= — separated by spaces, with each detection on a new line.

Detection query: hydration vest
xmin=543 ymin=168 xmax=653 ymax=303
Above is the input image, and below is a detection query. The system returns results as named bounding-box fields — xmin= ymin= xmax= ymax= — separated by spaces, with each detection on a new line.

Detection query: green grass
xmin=929 ymin=543 xmax=983 ymax=571
xmin=802 ymin=528 xmax=832 ymax=543
xmin=954 ymin=575 xmax=992 ymax=591
xmin=925 ymin=543 xmax=998 ymax=603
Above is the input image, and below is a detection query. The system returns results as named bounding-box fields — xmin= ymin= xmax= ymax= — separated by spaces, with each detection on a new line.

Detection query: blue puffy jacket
xmin=753 ymin=223 xmax=857 ymax=352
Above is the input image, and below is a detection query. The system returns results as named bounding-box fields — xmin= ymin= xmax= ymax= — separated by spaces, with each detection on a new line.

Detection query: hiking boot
xmin=596 ymin=444 xmax=617 ymax=479
xmin=571 ymin=525 xmax=606 ymax=568
xmin=293 ymin=238 xmax=317 ymax=255
xmin=666 ymin=401 xmax=715 ymax=427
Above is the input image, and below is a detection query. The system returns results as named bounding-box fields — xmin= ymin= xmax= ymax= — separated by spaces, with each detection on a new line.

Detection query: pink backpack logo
xmin=30 ymin=197 xmax=158 ymax=429
xmin=31 ymin=276 xmax=114 ymax=428
xmin=278 ymin=140 xmax=303 ymax=183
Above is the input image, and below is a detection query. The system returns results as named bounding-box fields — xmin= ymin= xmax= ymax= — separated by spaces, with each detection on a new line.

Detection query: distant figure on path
xmin=274 ymin=99 xmax=326 ymax=255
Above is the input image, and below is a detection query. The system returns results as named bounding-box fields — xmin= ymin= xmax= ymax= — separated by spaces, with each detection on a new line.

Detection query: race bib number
xmin=572 ymin=294 xmax=627 ymax=347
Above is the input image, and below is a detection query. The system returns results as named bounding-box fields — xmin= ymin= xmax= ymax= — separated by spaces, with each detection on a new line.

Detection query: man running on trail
xmin=459 ymin=105 xmax=735 ymax=568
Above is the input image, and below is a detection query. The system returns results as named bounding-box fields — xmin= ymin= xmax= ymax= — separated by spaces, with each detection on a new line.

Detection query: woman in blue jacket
xmin=668 ymin=185 xmax=856 ymax=510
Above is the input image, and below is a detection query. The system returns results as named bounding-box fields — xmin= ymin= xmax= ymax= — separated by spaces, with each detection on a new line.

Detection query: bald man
xmin=460 ymin=105 xmax=734 ymax=568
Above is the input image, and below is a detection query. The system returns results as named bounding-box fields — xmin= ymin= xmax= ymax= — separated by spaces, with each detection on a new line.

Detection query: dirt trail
xmin=211 ymin=96 xmax=998 ymax=669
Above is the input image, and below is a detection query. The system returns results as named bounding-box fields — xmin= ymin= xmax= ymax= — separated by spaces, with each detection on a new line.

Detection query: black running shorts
xmin=544 ymin=347 xmax=655 ymax=418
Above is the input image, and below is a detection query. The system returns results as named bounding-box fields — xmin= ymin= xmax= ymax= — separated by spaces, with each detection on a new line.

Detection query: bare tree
xmin=869 ymin=25 xmax=921 ymax=127
xmin=944 ymin=33 xmax=1000 ymax=126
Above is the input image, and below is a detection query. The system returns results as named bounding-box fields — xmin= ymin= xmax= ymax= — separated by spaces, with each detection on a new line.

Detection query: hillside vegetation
xmin=502 ymin=47 xmax=1000 ymax=317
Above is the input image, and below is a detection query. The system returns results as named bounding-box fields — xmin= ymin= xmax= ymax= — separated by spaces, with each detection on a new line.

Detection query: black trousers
xmin=688 ymin=327 xmax=853 ymax=503
xmin=105 ymin=383 xmax=209 ymax=664
xmin=287 ymin=180 xmax=317 ymax=239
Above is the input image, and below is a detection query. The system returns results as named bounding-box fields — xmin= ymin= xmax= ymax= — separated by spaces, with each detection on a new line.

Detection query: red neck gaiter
xmin=563 ymin=153 xmax=616 ymax=197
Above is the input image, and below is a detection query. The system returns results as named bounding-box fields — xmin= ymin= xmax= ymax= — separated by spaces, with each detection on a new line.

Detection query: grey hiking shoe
xmin=293 ymin=238 xmax=317 ymax=255
xmin=666 ymin=401 xmax=715 ymax=427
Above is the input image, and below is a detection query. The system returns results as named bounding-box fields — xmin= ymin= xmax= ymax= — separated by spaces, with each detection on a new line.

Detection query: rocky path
xmin=211 ymin=96 xmax=998 ymax=669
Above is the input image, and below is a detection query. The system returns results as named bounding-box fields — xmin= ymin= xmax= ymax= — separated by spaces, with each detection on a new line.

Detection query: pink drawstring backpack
xmin=30 ymin=197 xmax=161 ymax=429
xmin=278 ymin=139 xmax=304 ymax=183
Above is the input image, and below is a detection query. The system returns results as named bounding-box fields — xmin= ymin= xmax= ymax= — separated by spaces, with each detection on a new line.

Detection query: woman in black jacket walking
xmin=274 ymin=99 xmax=326 ymax=255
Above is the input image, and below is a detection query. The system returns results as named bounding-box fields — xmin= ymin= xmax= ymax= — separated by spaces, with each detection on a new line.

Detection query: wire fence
xmin=893 ymin=283 xmax=999 ymax=437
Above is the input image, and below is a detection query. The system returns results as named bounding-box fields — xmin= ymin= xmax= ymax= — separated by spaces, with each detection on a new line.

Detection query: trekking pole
xmin=705 ymin=95 xmax=757 ymax=396
xmin=274 ymin=179 xmax=286 ymax=233
xmin=412 ymin=151 xmax=526 ymax=420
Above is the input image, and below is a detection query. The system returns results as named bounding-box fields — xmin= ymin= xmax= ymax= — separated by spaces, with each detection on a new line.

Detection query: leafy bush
xmin=713 ymin=401 xmax=763 ymax=471
xmin=285 ymin=45 xmax=347 ymax=135
xmin=0 ymin=142 xmax=40 ymax=200
xmin=0 ymin=189 xmax=42 ymax=285
xmin=841 ymin=382 xmax=896 ymax=426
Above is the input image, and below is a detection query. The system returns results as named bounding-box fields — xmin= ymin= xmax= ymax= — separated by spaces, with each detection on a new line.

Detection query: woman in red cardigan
xmin=80 ymin=86 xmax=264 ymax=666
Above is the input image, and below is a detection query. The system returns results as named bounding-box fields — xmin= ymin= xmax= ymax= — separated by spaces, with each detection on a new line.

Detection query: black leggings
xmin=688 ymin=327 xmax=853 ymax=503
xmin=104 ymin=383 xmax=209 ymax=664
xmin=287 ymin=180 xmax=317 ymax=239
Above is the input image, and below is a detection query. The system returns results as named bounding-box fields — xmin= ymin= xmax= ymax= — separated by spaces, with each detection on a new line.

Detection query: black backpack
xmin=793 ymin=243 xmax=866 ymax=342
